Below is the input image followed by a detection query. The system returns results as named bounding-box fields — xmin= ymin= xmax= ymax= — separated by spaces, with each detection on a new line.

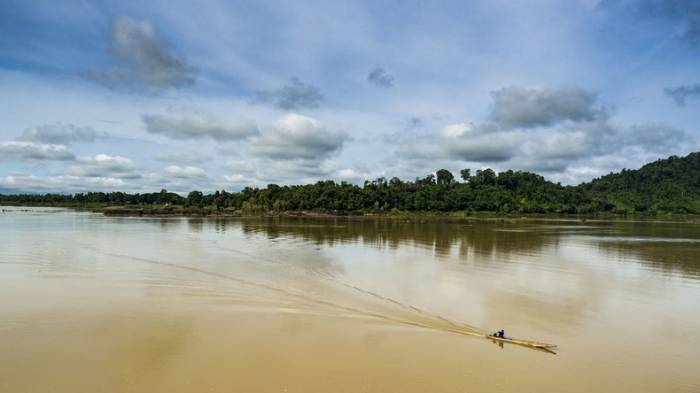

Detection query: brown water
xmin=1 ymin=207 xmax=699 ymax=392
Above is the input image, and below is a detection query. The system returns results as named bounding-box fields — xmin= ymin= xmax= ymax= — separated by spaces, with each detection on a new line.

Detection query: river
xmin=1 ymin=207 xmax=698 ymax=392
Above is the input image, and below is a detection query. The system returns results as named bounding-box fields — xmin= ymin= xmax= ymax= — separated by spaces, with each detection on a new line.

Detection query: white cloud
xmin=0 ymin=141 xmax=74 ymax=161
xmin=71 ymin=154 xmax=140 ymax=179
xmin=252 ymin=77 xmax=323 ymax=110
xmin=334 ymin=167 xmax=382 ymax=183
xmin=258 ymin=159 xmax=337 ymax=183
xmin=164 ymin=165 xmax=206 ymax=178
xmin=395 ymin=86 xmax=696 ymax=184
xmin=223 ymin=174 xmax=248 ymax=183
xmin=21 ymin=124 xmax=97 ymax=144
xmin=0 ymin=174 xmax=128 ymax=193
xmin=489 ymin=86 xmax=600 ymax=128
xmin=240 ymin=113 xmax=349 ymax=184
xmin=249 ymin=113 xmax=347 ymax=160
xmin=438 ymin=123 xmax=520 ymax=162
xmin=143 ymin=113 xmax=259 ymax=141
xmin=336 ymin=168 xmax=360 ymax=179
xmin=83 ymin=16 xmax=196 ymax=90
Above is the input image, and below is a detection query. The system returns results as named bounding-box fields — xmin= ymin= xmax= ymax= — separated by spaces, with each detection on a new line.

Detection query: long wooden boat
xmin=487 ymin=334 xmax=558 ymax=352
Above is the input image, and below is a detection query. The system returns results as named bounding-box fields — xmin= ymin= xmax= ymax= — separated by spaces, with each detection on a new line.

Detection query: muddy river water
xmin=1 ymin=207 xmax=699 ymax=392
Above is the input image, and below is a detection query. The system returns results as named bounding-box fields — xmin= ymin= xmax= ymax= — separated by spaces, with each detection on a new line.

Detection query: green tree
xmin=436 ymin=169 xmax=455 ymax=185
xmin=186 ymin=191 xmax=204 ymax=207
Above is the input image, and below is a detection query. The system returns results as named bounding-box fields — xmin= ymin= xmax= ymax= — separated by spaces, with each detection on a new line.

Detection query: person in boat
xmin=493 ymin=329 xmax=505 ymax=338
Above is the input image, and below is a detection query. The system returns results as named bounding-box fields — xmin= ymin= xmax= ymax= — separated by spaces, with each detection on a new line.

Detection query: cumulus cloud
xmin=664 ymin=83 xmax=700 ymax=106
xmin=71 ymin=154 xmax=140 ymax=179
xmin=223 ymin=173 xmax=252 ymax=184
xmin=336 ymin=168 xmax=361 ymax=180
xmin=0 ymin=141 xmax=74 ymax=161
xmin=0 ymin=174 xmax=131 ymax=194
xmin=221 ymin=160 xmax=258 ymax=186
xmin=489 ymin=86 xmax=600 ymax=128
xmin=627 ymin=124 xmax=692 ymax=153
xmin=143 ymin=113 xmax=259 ymax=141
xmin=20 ymin=124 xmax=97 ymax=144
xmin=164 ymin=165 xmax=206 ymax=178
xmin=256 ymin=159 xmax=337 ymax=183
xmin=252 ymin=77 xmax=323 ymax=110
xmin=522 ymin=116 xmax=616 ymax=160
xmin=521 ymin=119 xmax=691 ymax=162
xmin=249 ymin=113 xmax=347 ymax=160
xmin=225 ymin=161 xmax=336 ymax=186
xmin=84 ymin=16 xmax=196 ymax=90
xmin=242 ymin=114 xmax=347 ymax=183
xmin=334 ymin=167 xmax=382 ymax=183
xmin=367 ymin=67 xmax=394 ymax=88
xmin=511 ymin=119 xmax=692 ymax=179
xmin=438 ymin=123 xmax=520 ymax=162
xmin=395 ymin=85 xmax=695 ymax=183
xmin=444 ymin=118 xmax=691 ymax=170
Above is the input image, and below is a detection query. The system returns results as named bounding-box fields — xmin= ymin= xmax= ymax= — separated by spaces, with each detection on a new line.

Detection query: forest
xmin=2 ymin=152 xmax=699 ymax=215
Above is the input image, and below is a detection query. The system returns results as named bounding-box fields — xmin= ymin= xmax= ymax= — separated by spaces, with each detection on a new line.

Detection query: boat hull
xmin=487 ymin=335 xmax=558 ymax=351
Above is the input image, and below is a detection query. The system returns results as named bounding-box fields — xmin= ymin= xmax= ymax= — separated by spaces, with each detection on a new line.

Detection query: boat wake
xmin=94 ymin=241 xmax=554 ymax=353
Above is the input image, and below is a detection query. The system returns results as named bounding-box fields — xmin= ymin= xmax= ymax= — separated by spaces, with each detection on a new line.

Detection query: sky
xmin=1 ymin=0 xmax=699 ymax=194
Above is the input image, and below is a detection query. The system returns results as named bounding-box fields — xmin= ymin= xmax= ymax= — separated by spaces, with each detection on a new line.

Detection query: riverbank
xmin=76 ymin=205 xmax=700 ymax=222
xmin=3 ymin=203 xmax=698 ymax=222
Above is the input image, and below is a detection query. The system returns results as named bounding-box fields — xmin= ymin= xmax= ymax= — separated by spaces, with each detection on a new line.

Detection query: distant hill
xmin=578 ymin=152 xmax=700 ymax=214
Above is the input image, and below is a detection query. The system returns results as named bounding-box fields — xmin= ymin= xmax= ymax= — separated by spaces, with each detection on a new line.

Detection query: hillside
xmin=579 ymin=152 xmax=700 ymax=214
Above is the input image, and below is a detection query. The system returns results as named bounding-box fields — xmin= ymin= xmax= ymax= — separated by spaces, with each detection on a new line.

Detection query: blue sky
xmin=1 ymin=0 xmax=699 ymax=194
